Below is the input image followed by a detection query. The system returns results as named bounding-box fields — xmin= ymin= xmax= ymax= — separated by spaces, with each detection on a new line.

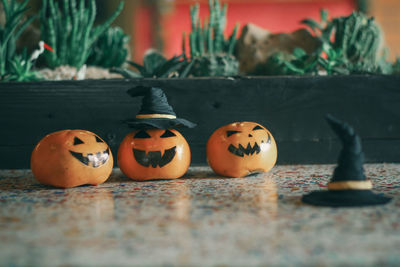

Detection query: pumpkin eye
xmin=95 ymin=136 xmax=103 ymax=143
xmin=134 ymin=130 xmax=151 ymax=139
xmin=227 ymin=130 xmax=241 ymax=137
xmin=161 ymin=130 xmax=176 ymax=138
xmin=252 ymin=125 xmax=263 ymax=131
xmin=73 ymin=137 xmax=84 ymax=145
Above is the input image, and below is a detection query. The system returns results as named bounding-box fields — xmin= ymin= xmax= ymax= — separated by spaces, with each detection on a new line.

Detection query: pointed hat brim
xmin=126 ymin=118 xmax=196 ymax=129
xmin=126 ymin=86 xmax=196 ymax=129
xmin=302 ymin=190 xmax=391 ymax=207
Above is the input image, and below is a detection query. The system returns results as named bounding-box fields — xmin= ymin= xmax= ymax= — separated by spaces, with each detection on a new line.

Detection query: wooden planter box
xmin=1 ymin=75 xmax=399 ymax=169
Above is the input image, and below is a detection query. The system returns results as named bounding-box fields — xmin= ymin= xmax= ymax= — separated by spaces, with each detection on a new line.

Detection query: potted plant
xmin=1 ymin=0 xmax=399 ymax=169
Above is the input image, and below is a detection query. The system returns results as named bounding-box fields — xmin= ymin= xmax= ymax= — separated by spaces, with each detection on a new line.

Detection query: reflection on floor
xmin=0 ymin=164 xmax=399 ymax=266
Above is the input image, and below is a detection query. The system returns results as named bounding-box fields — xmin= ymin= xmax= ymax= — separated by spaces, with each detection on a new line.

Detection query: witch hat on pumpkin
xmin=126 ymin=86 xmax=196 ymax=129
xmin=302 ymin=114 xmax=391 ymax=207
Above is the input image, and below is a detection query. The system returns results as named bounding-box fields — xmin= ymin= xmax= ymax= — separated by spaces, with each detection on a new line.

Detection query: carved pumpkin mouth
xmin=69 ymin=148 xmax=110 ymax=168
xmin=133 ymin=146 xmax=177 ymax=168
xmin=228 ymin=143 xmax=261 ymax=157
xmin=228 ymin=134 xmax=271 ymax=157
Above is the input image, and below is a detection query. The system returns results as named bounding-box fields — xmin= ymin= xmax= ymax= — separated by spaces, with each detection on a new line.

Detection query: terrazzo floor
xmin=0 ymin=164 xmax=399 ymax=266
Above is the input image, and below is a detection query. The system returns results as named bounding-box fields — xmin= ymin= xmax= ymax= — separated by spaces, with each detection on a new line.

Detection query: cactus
xmin=40 ymin=0 xmax=124 ymax=69
xmin=393 ymin=58 xmax=400 ymax=75
xmin=332 ymin=11 xmax=382 ymax=73
xmin=0 ymin=0 xmax=35 ymax=80
xmin=111 ymin=50 xmax=193 ymax=78
xmin=86 ymin=26 xmax=130 ymax=68
xmin=190 ymin=54 xmax=238 ymax=77
xmin=186 ymin=0 xmax=239 ymax=76
xmin=302 ymin=10 xmax=388 ymax=74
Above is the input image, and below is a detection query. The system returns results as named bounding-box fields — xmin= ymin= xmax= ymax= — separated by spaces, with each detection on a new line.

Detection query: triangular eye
xmin=227 ymin=130 xmax=241 ymax=137
xmin=73 ymin=137 xmax=84 ymax=145
xmin=134 ymin=130 xmax=151 ymax=139
xmin=161 ymin=130 xmax=176 ymax=138
xmin=252 ymin=125 xmax=264 ymax=131
xmin=95 ymin=136 xmax=104 ymax=143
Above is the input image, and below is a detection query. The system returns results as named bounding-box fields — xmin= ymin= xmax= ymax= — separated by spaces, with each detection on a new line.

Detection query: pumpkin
xmin=206 ymin=122 xmax=277 ymax=177
xmin=117 ymin=129 xmax=191 ymax=181
xmin=31 ymin=130 xmax=113 ymax=188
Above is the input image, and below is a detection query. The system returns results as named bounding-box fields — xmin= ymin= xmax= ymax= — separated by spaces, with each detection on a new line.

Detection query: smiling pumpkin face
xmin=118 ymin=129 xmax=191 ymax=181
xmin=207 ymin=122 xmax=277 ymax=177
xmin=31 ymin=130 xmax=113 ymax=188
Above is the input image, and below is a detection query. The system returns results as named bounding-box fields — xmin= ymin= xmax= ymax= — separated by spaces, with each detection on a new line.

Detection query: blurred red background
xmin=132 ymin=0 xmax=356 ymax=62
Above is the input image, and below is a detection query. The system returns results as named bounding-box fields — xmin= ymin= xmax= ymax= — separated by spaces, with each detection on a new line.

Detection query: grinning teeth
xmin=229 ymin=144 xmax=244 ymax=157
xmin=228 ymin=142 xmax=261 ymax=157
xmin=70 ymin=149 xmax=110 ymax=168
xmin=252 ymin=143 xmax=260 ymax=155
xmin=151 ymin=151 xmax=162 ymax=168
xmin=133 ymin=146 xmax=177 ymax=168
xmin=87 ymin=150 xmax=110 ymax=168
xmin=228 ymin=134 xmax=271 ymax=157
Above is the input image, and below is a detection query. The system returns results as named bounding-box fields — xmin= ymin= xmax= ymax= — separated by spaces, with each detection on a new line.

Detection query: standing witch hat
xmin=126 ymin=86 xmax=196 ymax=129
xmin=302 ymin=114 xmax=391 ymax=207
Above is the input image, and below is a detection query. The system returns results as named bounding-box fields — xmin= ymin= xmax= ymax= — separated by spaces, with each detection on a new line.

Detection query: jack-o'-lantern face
xmin=207 ymin=122 xmax=277 ymax=177
xmin=118 ymin=129 xmax=191 ymax=181
xmin=69 ymin=135 xmax=110 ymax=168
xmin=31 ymin=130 xmax=113 ymax=188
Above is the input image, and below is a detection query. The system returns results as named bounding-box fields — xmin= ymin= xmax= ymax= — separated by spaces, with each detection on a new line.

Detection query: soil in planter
xmin=39 ymin=66 xmax=123 ymax=80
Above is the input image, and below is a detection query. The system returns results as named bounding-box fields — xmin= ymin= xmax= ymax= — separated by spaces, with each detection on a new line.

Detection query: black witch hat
xmin=126 ymin=86 xmax=196 ymax=129
xmin=302 ymin=114 xmax=391 ymax=207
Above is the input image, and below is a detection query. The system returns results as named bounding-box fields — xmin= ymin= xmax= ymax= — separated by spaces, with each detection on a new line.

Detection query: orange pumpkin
xmin=31 ymin=130 xmax=113 ymax=188
xmin=118 ymin=129 xmax=191 ymax=181
xmin=207 ymin=122 xmax=277 ymax=177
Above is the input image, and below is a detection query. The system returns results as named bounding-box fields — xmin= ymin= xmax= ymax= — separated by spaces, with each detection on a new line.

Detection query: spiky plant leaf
xmin=110 ymin=67 xmax=142 ymax=79
xmin=143 ymin=51 xmax=167 ymax=75
xmin=185 ymin=0 xmax=239 ymax=76
xmin=3 ymin=49 xmax=42 ymax=82
xmin=40 ymin=0 xmax=124 ymax=69
xmin=113 ymin=52 xmax=192 ymax=79
xmin=393 ymin=58 xmax=400 ymax=75
xmin=0 ymin=0 xmax=35 ymax=79
xmin=87 ymin=27 xmax=130 ymax=68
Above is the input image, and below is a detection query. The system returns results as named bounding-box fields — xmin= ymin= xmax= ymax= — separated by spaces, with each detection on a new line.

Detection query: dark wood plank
xmin=1 ymin=75 xmax=400 ymax=169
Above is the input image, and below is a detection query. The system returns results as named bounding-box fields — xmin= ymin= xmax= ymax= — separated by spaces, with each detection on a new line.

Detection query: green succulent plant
xmin=318 ymin=44 xmax=349 ymax=75
xmin=302 ymin=10 xmax=390 ymax=75
xmin=332 ymin=11 xmax=382 ymax=73
xmin=190 ymin=54 xmax=238 ymax=77
xmin=40 ymin=0 xmax=124 ymax=69
xmin=0 ymin=0 xmax=35 ymax=80
xmin=112 ymin=51 xmax=193 ymax=78
xmin=3 ymin=49 xmax=42 ymax=82
xmin=261 ymin=48 xmax=319 ymax=75
xmin=393 ymin=58 xmax=400 ymax=75
xmin=301 ymin=9 xmax=333 ymax=45
xmin=86 ymin=26 xmax=130 ymax=68
xmin=186 ymin=0 xmax=239 ymax=77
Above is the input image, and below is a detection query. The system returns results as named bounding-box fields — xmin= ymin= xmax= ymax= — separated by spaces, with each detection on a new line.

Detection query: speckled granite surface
xmin=0 ymin=164 xmax=399 ymax=266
